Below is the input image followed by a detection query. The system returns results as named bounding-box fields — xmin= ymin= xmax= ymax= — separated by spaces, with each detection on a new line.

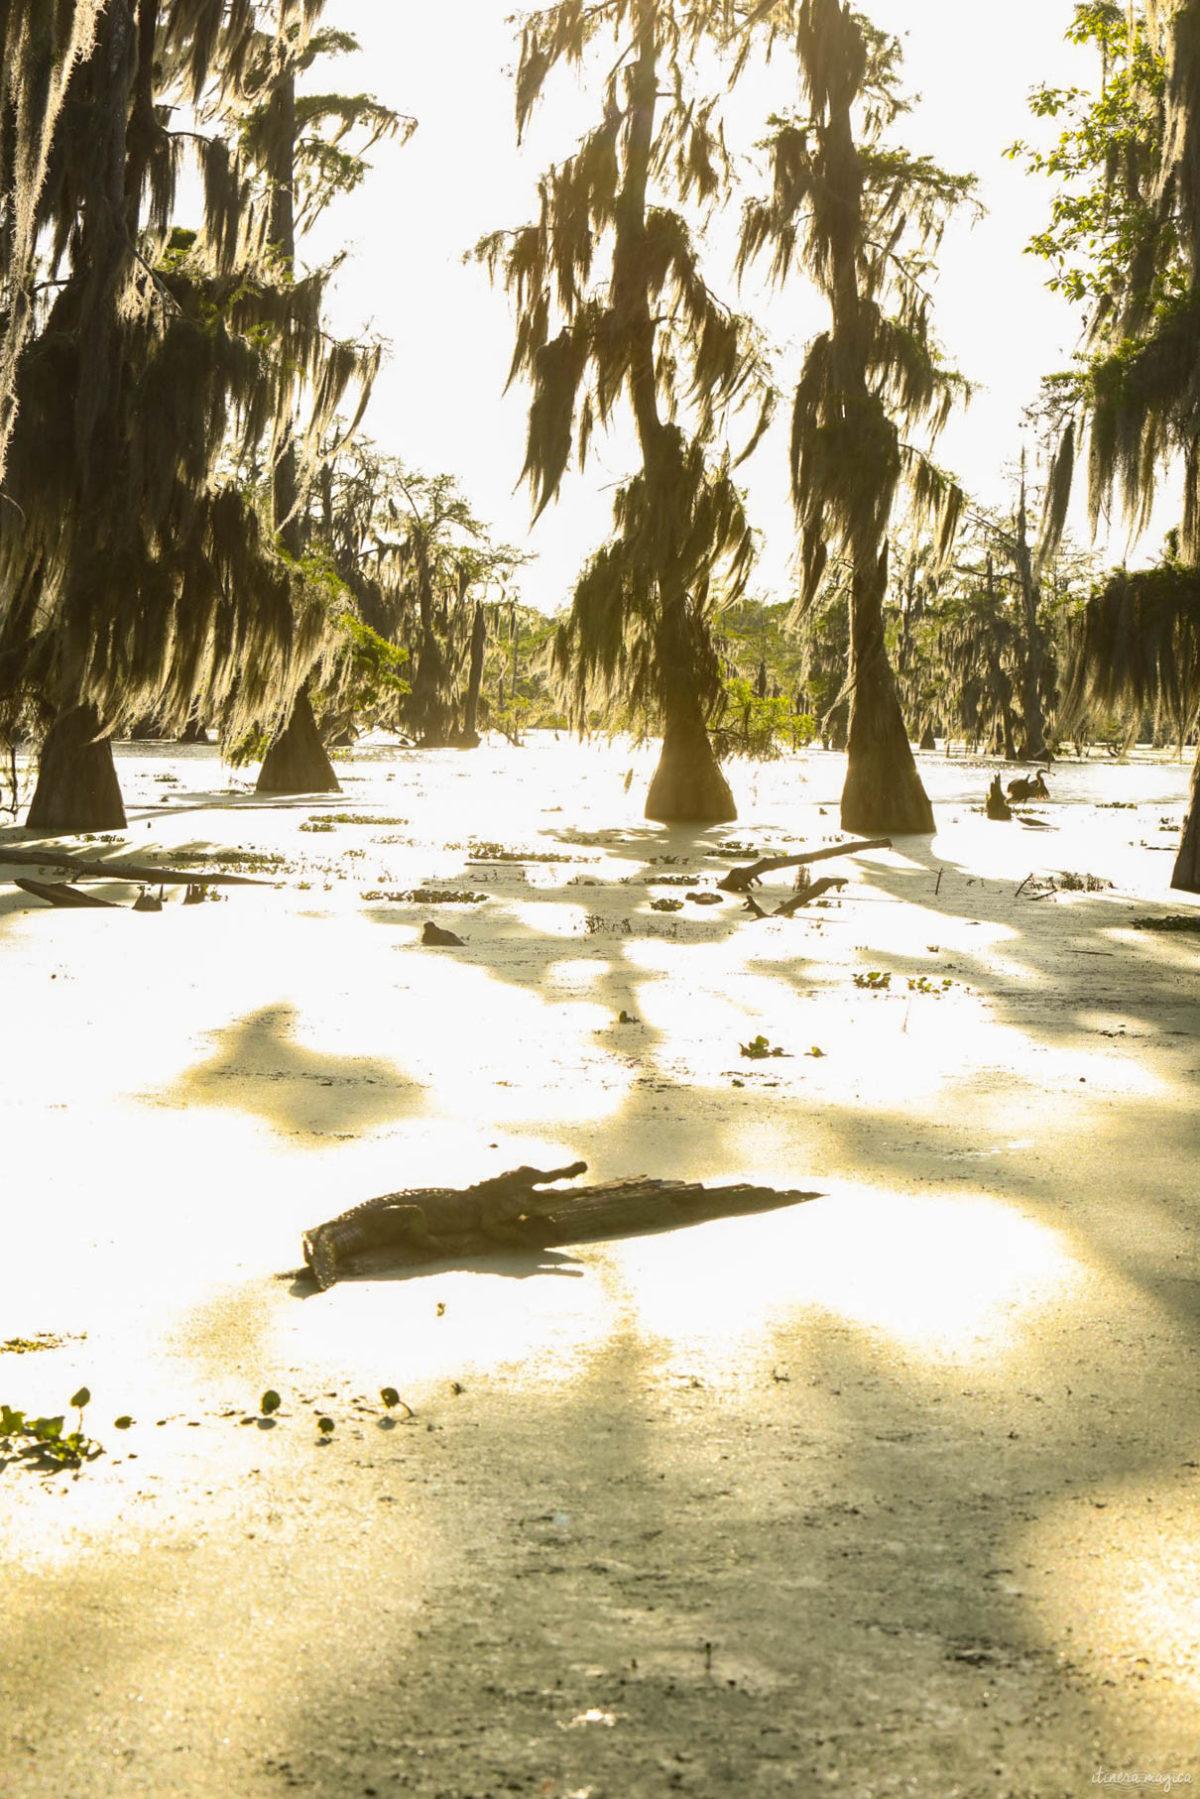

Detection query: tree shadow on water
xmin=170 ymin=1001 xmax=426 ymax=1138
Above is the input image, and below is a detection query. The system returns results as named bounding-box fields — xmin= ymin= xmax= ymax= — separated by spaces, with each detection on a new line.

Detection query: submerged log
xmin=301 ymin=1161 xmax=822 ymax=1289
xmin=718 ymin=837 xmax=891 ymax=893
xmin=0 ymin=844 xmax=270 ymax=886
xmin=14 ymin=878 xmax=118 ymax=909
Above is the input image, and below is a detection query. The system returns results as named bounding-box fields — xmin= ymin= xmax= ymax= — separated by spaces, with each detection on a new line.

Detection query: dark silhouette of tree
xmin=738 ymin=0 xmax=974 ymax=834
xmin=234 ymin=4 xmax=410 ymax=795
xmin=1023 ymin=2 xmax=1200 ymax=886
xmin=479 ymin=0 xmax=773 ymax=823
xmin=0 ymin=1 xmax=390 ymax=829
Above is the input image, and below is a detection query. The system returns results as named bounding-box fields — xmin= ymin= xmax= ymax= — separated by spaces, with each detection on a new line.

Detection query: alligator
xmin=301 ymin=1161 xmax=822 ymax=1289
xmin=302 ymin=1161 xmax=588 ymax=1287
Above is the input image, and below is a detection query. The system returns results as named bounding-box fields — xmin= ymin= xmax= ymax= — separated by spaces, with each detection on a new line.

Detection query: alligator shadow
xmin=284 ymin=1245 xmax=586 ymax=1296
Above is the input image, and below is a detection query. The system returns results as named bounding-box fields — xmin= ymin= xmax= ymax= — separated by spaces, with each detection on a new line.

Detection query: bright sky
xmin=313 ymin=1 xmax=1103 ymax=611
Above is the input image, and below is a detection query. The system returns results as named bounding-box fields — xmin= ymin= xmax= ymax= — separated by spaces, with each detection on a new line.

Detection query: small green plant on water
xmin=308 ymin=814 xmax=410 ymax=827
xmin=907 ymin=976 xmax=954 ymax=995
xmin=740 ymin=1034 xmax=785 ymax=1059
xmin=463 ymin=840 xmax=575 ymax=864
xmin=0 ymin=1387 xmax=103 ymax=1471
xmin=232 ymin=1386 xmax=415 ymax=1440
xmin=171 ymin=847 xmax=288 ymax=873
xmin=853 ymin=970 xmax=891 ymax=990
xmin=1056 ymin=871 xmax=1112 ymax=892
xmin=714 ymin=679 xmax=817 ymax=761
xmin=360 ymin=888 xmax=489 ymax=905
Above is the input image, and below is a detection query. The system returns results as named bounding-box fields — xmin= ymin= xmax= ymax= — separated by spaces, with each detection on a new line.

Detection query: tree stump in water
xmin=985 ymin=775 xmax=1012 ymax=820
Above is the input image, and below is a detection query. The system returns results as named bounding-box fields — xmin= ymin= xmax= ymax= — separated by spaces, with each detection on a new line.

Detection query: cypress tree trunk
xmin=26 ymin=703 xmax=127 ymax=832
xmin=618 ymin=15 xmax=730 ymax=822
xmin=644 ymin=587 xmax=737 ymax=823
xmin=645 ymin=692 xmax=736 ymax=823
xmin=1014 ymin=462 xmax=1048 ymax=762
xmin=409 ymin=632 xmax=450 ymax=745
xmin=257 ymin=688 xmax=340 ymax=794
xmin=253 ymin=56 xmax=340 ymax=798
xmin=256 ymin=672 xmax=341 ymax=792
xmin=1171 ymin=749 xmax=1200 ymax=892
xmin=1002 ymin=701 xmax=1017 ymax=762
xmin=455 ymin=603 xmax=486 ymax=748
xmin=841 ymin=556 xmax=934 ymax=835
xmin=401 ymin=534 xmax=452 ymax=747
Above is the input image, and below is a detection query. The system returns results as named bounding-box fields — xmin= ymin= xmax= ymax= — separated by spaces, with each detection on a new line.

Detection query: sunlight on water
xmin=1020 ymin=1494 xmax=1200 ymax=1709
xmin=4 ymin=739 xmax=1194 ymax=1602
xmin=506 ymin=898 xmax=596 ymax=938
xmin=612 ymin=1186 xmax=1081 ymax=1371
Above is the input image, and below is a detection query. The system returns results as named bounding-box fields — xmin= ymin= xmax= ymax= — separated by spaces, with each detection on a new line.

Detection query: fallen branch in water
xmin=301 ymin=1161 xmax=823 ymax=1288
xmin=718 ymin=837 xmax=891 ymax=893
xmin=14 ymin=879 xmax=118 ymax=909
xmin=743 ymin=875 xmax=848 ymax=919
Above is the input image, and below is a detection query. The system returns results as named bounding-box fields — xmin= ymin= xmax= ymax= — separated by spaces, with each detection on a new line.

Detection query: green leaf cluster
xmin=1010 ymin=4 xmax=1177 ymax=313
xmin=0 ymin=1390 xmax=102 ymax=1471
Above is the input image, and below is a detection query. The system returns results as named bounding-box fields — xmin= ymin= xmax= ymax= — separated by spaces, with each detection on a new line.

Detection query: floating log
xmin=301 ymin=1161 xmax=822 ymax=1289
xmin=0 ymin=843 xmax=269 ymax=886
xmin=718 ymin=837 xmax=891 ymax=893
xmin=14 ymin=878 xmax=118 ymax=909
